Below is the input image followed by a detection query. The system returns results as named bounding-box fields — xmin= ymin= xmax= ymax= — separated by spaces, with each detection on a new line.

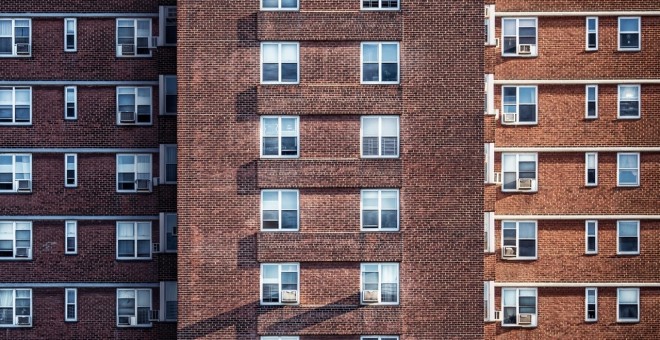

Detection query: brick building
xmin=0 ymin=1 xmax=178 ymax=339
xmin=484 ymin=1 xmax=660 ymax=339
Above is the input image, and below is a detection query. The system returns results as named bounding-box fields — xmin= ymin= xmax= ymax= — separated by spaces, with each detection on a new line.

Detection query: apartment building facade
xmin=177 ymin=1 xmax=483 ymax=339
xmin=484 ymin=1 xmax=660 ymax=338
xmin=0 ymin=1 xmax=178 ymax=339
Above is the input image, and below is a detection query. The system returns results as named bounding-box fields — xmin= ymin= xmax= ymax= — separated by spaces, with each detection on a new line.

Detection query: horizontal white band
xmin=0 ymin=13 xmax=158 ymax=18
xmin=495 ymin=147 xmax=660 ymax=153
xmin=495 ymin=282 xmax=660 ymax=288
xmin=0 ymin=148 xmax=159 ymax=153
xmin=496 ymin=11 xmax=660 ymax=17
xmin=494 ymin=79 xmax=660 ymax=85
xmin=496 ymin=215 xmax=660 ymax=220
xmin=0 ymin=216 xmax=159 ymax=221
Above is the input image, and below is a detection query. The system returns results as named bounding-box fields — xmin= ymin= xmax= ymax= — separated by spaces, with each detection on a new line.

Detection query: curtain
xmin=0 ymin=290 xmax=12 ymax=307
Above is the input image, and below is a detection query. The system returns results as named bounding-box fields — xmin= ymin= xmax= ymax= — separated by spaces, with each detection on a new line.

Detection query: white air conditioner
xmin=493 ymin=310 xmax=503 ymax=321
xmin=502 ymin=246 xmax=517 ymax=258
xmin=15 ymin=247 xmax=30 ymax=258
xmin=16 ymin=316 xmax=31 ymax=325
xmin=120 ymin=111 xmax=136 ymax=123
xmin=517 ymin=178 xmax=535 ymax=190
xmin=493 ymin=172 xmax=502 ymax=185
xmin=15 ymin=43 xmax=31 ymax=55
xmin=518 ymin=313 xmax=533 ymax=325
xmin=152 ymin=243 xmax=160 ymax=253
xmin=518 ymin=44 xmax=535 ymax=55
xmin=148 ymin=310 xmax=160 ymax=322
xmin=281 ymin=290 xmax=298 ymax=303
xmin=120 ymin=44 xmax=135 ymax=56
xmin=16 ymin=179 xmax=31 ymax=192
xmin=149 ymin=37 xmax=159 ymax=49
xmin=362 ymin=290 xmax=379 ymax=303
xmin=136 ymin=179 xmax=151 ymax=191
xmin=118 ymin=316 xmax=136 ymax=325
xmin=502 ymin=113 xmax=517 ymax=123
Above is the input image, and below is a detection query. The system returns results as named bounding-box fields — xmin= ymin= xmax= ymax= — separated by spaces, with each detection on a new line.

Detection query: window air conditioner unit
xmin=136 ymin=179 xmax=151 ymax=191
xmin=518 ymin=44 xmax=534 ymax=55
xmin=15 ymin=43 xmax=31 ymax=55
xmin=120 ymin=44 xmax=135 ymax=56
xmin=149 ymin=37 xmax=158 ymax=49
xmin=16 ymin=316 xmax=31 ymax=325
xmin=493 ymin=310 xmax=503 ymax=321
xmin=502 ymin=113 xmax=517 ymax=123
xmin=518 ymin=313 xmax=533 ymax=325
xmin=502 ymin=246 xmax=517 ymax=257
xmin=493 ymin=172 xmax=502 ymax=185
xmin=517 ymin=178 xmax=534 ymax=190
xmin=120 ymin=111 xmax=136 ymax=123
xmin=281 ymin=290 xmax=298 ymax=303
xmin=15 ymin=247 xmax=30 ymax=258
xmin=152 ymin=243 xmax=160 ymax=252
xmin=148 ymin=310 xmax=160 ymax=322
xmin=17 ymin=179 xmax=31 ymax=192
xmin=118 ymin=316 xmax=135 ymax=325
xmin=362 ymin=290 xmax=379 ymax=303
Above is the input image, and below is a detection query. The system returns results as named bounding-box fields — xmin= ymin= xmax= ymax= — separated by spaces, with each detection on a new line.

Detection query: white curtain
xmin=0 ymin=21 xmax=10 ymax=36
xmin=0 ymin=290 xmax=12 ymax=307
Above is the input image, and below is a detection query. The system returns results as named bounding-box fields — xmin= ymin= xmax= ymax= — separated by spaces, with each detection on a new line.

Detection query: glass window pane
xmin=262 ymin=44 xmax=278 ymax=63
xmin=620 ymin=19 xmax=639 ymax=32
xmin=381 ymin=44 xmax=398 ymax=62
xmin=262 ymin=192 xmax=279 ymax=210
xmin=619 ymin=290 xmax=638 ymax=303
xmin=362 ymin=118 xmax=379 ymax=136
xmin=262 ymin=265 xmax=278 ymax=279
xmin=362 ymin=44 xmax=378 ymax=62
xmin=619 ymin=222 xmax=638 ymax=237
xmin=281 ymin=44 xmax=298 ymax=62
xmin=519 ymin=87 xmax=536 ymax=104
xmin=381 ymin=117 xmax=398 ymax=136
xmin=281 ymin=191 xmax=297 ymax=210
xmin=502 ymin=289 xmax=516 ymax=306
xmin=281 ymin=63 xmax=298 ymax=82
xmin=362 ymin=191 xmax=378 ymax=209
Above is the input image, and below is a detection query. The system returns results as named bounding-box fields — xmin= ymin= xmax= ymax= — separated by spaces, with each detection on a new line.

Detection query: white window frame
xmin=0 ymin=154 xmax=32 ymax=193
xmin=159 ymin=75 xmax=177 ymax=115
xmin=585 ymin=152 xmax=597 ymax=186
xmin=585 ymin=220 xmax=597 ymax=255
xmin=0 ymin=288 xmax=32 ymax=327
xmin=116 ymin=221 xmax=152 ymax=260
xmin=361 ymin=337 xmax=400 ymax=340
xmin=361 ymin=42 xmax=400 ymax=84
xmin=617 ymin=220 xmax=640 ymax=256
xmin=501 ymin=287 xmax=537 ymax=327
xmin=158 ymin=6 xmax=177 ymax=46
xmin=65 ymin=220 xmax=77 ymax=255
xmin=0 ymin=221 xmax=32 ymax=260
xmin=585 ymin=287 xmax=597 ymax=322
xmin=585 ymin=85 xmax=597 ymax=119
xmin=65 ymin=288 xmax=77 ymax=322
xmin=64 ymin=153 xmax=77 ymax=188
xmin=501 ymin=85 xmax=537 ymax=125
xmin=116 ymin=86 xmax=153 ymax=125
xmin=260 ymin=263 xmax=300 ymax=305
xmin=0 ymin=86 xmax=32 ymax=125
xmin=0 ymin=19 xmax=31 ymax=58
xmin=159 ymin=213 xmax=177 ymax=253
xmin=484 ymin=212 xmax=495 ymax=253
xmin=585 ymin=17 xmax=598 ymax=51
xmin=484 ymin=281 xmax=495 ymax=321
xmin=159 ymin=144 xmax=177 ymax=184
xmin=360 ymin=116 xmax=400 ymax=158
xmin=260 ymin=116 xmax=300 ymax=158
xmin=484 ymin=5 xmax=496 ymax=46
xmin=617 ymin=288 xmax=640 ymax=323
xmin=261 ymin=0 xmax=299 ymax=11
xmin=360 ymin=189 xmax=400 ymax=231
xmin=501 ymin=153 xmax=538 ymax=192
xmin=262 ymin=337 xmax=300 ymax=340
xmin=261 ymin=190 xmax=299 ymax=231
xmin=485 ymin=74 xmax=495 ymax=115
xmin=360 ymin=263 xmax=400 ymax=305
xmin=618 ymin=17 xmax=641 ymax=52
xmin=617 ymin=85 xmax=641 ymax=119
xmin=64 ymin=18 xmax=77 ymax=52
xmin=260 ymin=42 xmax=300 ymax=84
xmin=115 ymin=18 xmax=152 ymax=57
xmin=617 ymin=152 xmax=639 ymax=187
xmin=116 ymin=289 xmax=152 ymax=327
xmin=501 ymin=17 xmax=538 ymax=57
xmin=484 ymin=143 xmax=494 ymax=183
xmin=116 ymin=154 xmax=153 ymax=193
xmin=159 ymin=281 xmax=177 ymax=322
xmin=361 ymin=0 xmax=400 ymax=11
xmin=64 ymin=86 xmax=77 ymax=120
xmin=501 ymin=221 xmax=537 ymax=260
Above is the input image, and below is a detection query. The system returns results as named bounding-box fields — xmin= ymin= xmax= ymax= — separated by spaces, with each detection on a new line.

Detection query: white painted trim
xmin=0 ymin=216 xmax=158 ymax=220
xmin=0 ymin=282 xmax=159 ymax=288
xmin=260 ymin=42 xmax=300 ymax=85
xmin=494 ymin=147 xmax=660 ymax=153
xmin=260 ymin=190 xmax=300 ymax=231
xmin=64 ymin=288 xmax=77 ymax=322
xmin=585 ymin=287 xmax=598 ymax=322
xmin=585 ymin=85 xmax=598 ymax=119
xmin=260 ymin=116 xmax=301 ymax=159
xmin=64 ymin=153 xmax=77 ymax=188
xmin=360 ymin=189 xmax=400 ymax=231
xmin=0 ymin=13 xmax=158 ymax=18
xmin=0 ymin=81 xmax=158 ymax=86
xmin=360 ymin=42 xmax=401 ymax=85
xmin=360 ymin=116 xmax=400 ymax=159
xmin=495 ymin=79 xmax=660 ymax=85
xmin=63 ymin=18 xmax=77 ymax=52
xmin=485 ymin=5 xmax=496 ymax=46
xmin=485 ymin=74 xmax=495 ymax=115
xmin=585 ymin=17 xmax=598 ymax=51
xmin=496 ymin=11 xmax=660 ymax=17
xmin=585 ymin=220 xmax=598 ymax=255
xmin=495 ymin=282 xmax=660 ymax=287
xmin=0 ymin=148 xmax=159 ymax=153
xmin=585 ymin=152 xmax=597 ymax=186
xmin=495 ymin=215 xmax=660 ymax=220
xmin=360 ymin=262 xmax=400 ymax=305
xmin=64 ymin=221 xmax=78 ymax=255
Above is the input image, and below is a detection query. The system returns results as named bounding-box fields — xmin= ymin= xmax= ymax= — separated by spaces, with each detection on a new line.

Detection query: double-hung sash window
xmin=502 ymin=288 xmax=537 ymax=327
xmin=585 ymin=220 xmax=597 ymax=254
xmin=116 ymin=222 xmax=152 ymax=260
xmin=117 ymin=87 xmax=152 ymax=125
xmin=617 ymin=220 xmax=639 ymax=255
xmin=116 ymin=19 xmax=152 ymax=57
xmin=361 ymin=116 xmax=399 ymax=158
xmin=261 ymin=263 xmax=299 ymax=305
xmin=65 ymin=154 xmax=77 ymax=187
xmin=261 ymin=116 xmax=299 ymax=158
xmin=618 ymin=17 xmax=640 ymax=51
xmin=158 ymin=7 xmax=177 ymax=46
xmin=64 ymin=86 xmax=77 ymax=120
xmin=0 ymin=154 xmax=31 ymax=193
xmin=617 ymin=288 xmax=640 ymax=322
xmin=160 ymin=213 xmax=177 ymax=252
xmin=0 ymin=87 xmax=31 ymax=124
xmin=361 ymin=189 xmax=399 ymax=231
xmin=585 ymin=85 xmax=597 ymax=119
xmin=160 ymin=145 xmax=177 ymax=184
xmin=617 ymin=153 xmax=639 ymax=187
xmin=502 ymin=153 xmax=537 ymax=192
xmin=502 ymin=86 xmax=537 ymax=124
xmin=585 ymin=288 xmax=597 ymax=322
xmin=0 ymin=289 xmax=31 ymax=327
xmin=65 ymin=288 xmax=77 ymax=322
xmin=0 ymin=19 xmax=31 ymax=57
xmin=261 ymin=190 xmax=299 ymax=231
xmin=159 ymin=75 xmax=177 ymax=115
xmin=0 ymin=222 xmax=31 ymax=260
xmin=362 ymin=0 xmax=399 ymax=10
xmin=261 ymin=0 xmax=299 ymax=10
xmin=161 ymin=282 xmax=177 ymax=321
xmin=261 ymin=42 xmax=299 ymax=84
xmin=585 ymin=153 xmax=597 ymax=186
xmin=618 ymin=85 xmax=640 ymax=118
xmin=361 ymin=263 xmax=399 ymax=304
xmin=117 ymin=289 xmax=152 ymax=326
xmin=64 ymin=18 xmax=77 ymax=52
xmin=65 ymin=221 xmax=77 ymax=255
xmin=586 ymin=17 xmax=598 ymax=51
xmin=502 ymin=18 xmax=537 ymax=57
xmin=361 ymin=42 xmax=400 ymax=84
xmin=116 ymin=154 xmax=152 ymax=192
xmin=502 ymin=221 xmax=537 ymax=260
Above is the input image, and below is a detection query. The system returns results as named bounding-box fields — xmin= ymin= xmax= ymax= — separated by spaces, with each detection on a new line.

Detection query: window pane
xmin=262 ymin=64 xmax=279 ymax=81
xmin=262 ymin=44 xmax=278 ymax=63
xmin=519 ymin=239 xmax=536 ymax=257
xmin=620 ymin=19 xmax=639 ymax=32
xmin=362 ymin=211 xmax=378 ymax=228
xmin=282 ymin=0 xmax=298 ymax=8
xmin=362 ymin=118 xmax=379 ymax=136
xmin=619 ymin=154 xmax=638 ymax=168
xmin=281 ymin=210 xmax=297 ymax=229
xmin=381 ymin=44 xmax=398 ymax=62
xmin=519 ymin=88 xmax=536 ymax=104
xmin=262 ymin=265 xmax=278 ymax=279
xmin=519 ymin=223 xmax=536 ymax=238
xmin=281 ymin=63 xmax=297 ymax=82
xmin=619 ymin=290 xmax=638 ymax=303
xmin=262 ymin=192 xmax=279 ymax=210
xmin=263 ymin=0 xmax=278 ymax=8
xmin=381 ymin=63 xmax=398 ymax=82
xmin=502 ymin=20 xmax=516 ymax=36
xmin=381 ymin=210 xmax=397 ymax=229
xmin=619 ymin=237 xmax=638 ymax=252
xmin=619 ymin=222 xmax=638 ymax=237
xmin=280 ymin=44 xmax=297 ymax=62
xmin=619 ymin=304 xmax=638 ymax=319
xmin=281 ymin=191 xmax=297 ymax=210
xmin=118 ymin=240 xmax=134 ymax=257
xmin=620 ymin=86 xmax=639 ymax=100
xmin=362 ymin=44 xmax=378 ymax=62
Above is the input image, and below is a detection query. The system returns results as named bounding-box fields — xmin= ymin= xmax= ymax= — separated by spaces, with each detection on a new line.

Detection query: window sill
xmin=260 ymin=82 xmax=300 ymax=85
xmin=260 ymin=155 xmax=300 ymax=159
xmin=0 ymin=55 xmax=31 ymax=58
xmin=617 ymin=116 xmax=641 ymax=120
xmin=260 ymin=8 xmax=300 ymax=12
xmin=617 ymin=49 xmax=641 ymax=52
xmin=360 ymin=302 xmax=400 ymax=306
xmin=501 ymin=190 xmax=538 ymax=193
xmin=616 ymin=319 xmax=640 ymax=323
xmin=116 ymin=324 xmax=152 ymax=328
xmin=500 ymin=122 xmax=538 ymax=126
xmin=361 ymin=82 xmax=400 ymax=85
xmin=501 ymin=54 xmax=538 ymax=58
xmin=115 ymin=55 xmax=153 ymax=59
xmin=0 ymin=325 xmax=32 ymax=328
xmin=360 ymin=8 xmax=401 ymax=11
xmin=616 ymin=185 xmax=639 ymax=188
xmin=360 ymin=229 xmax=400 ymax=232
xmin=260 ymin=302 xmax=300 ymax=306
xmin=116 ymin=258 xmax=153 ymax=261
xmin=0 ymin=258 xmax=32 ymax=261
xmin=616 ymin=253 xmax=640 ymax=256
xmin=116 ymin=123 xmax=154 ymax=126
xmin=501 ymin=257 xmax=537 ymax=261
xmin=361 ymin=155 xmax=400 ymax=159
xmin=0 ymin=123 xmax=32 ymax=126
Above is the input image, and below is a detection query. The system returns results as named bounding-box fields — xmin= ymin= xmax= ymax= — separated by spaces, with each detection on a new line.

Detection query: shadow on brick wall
xmin=237 ymin=160 xmax=258 ymax=195
xmin=236 ymin=87 xmax=257 ymax=117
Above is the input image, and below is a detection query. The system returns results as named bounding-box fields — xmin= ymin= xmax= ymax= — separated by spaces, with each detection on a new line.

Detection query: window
xmin=261 ymin=263 xmax=299 ymax=305
xmin=160 ymin=213 xmax=177 ymax=252
xmin=585 ymin=85 xmax=597 ymax=119
xmin=116 ymin=19 xmax=152 ymax=57
xmin=65 ymin=154 xmax=77 ymax=187
xmin=484 ymin=143 xmax=494 ymax=183
xmin=501 ymin=153 xmax=537 ymax=192
xmin=116 ymin=222 xmax=152 ymax=260
xmin=0 ymin=289 xmax=31 ymax=327
xmin=484 ymin=5 xmax=496 ymax=46
xmin=65 ymin=288 xmax=77 ymax=322
xmin=502 ymin=221 xmax=537 ymax=260
xmin=116 ymin=289 xmax=151 ymax=327
xmin=617 ymin=153 xmax=639 ymax=187
xmin=362 ymin=0 xmax=399 ymax=10
xmin=484 ymin=74 xmax=495 ymax=115
xmin=618 ymin=17 xmax=640 ymax=51
xmin=261 ymin=190 xmax=299 ymax=231
xmin=484 ymin=212 xmax=495 ymax=253
xmin=618 ymin=85 xmax=640 ymax=118
xmin=261 ymin=42 xmax=299 ymax=84
xmin=361 ymin=189 xmax=399 ymax=231
xmin=261 ymin=0 xmax=299 ymax=10
xmin=0 ymin=222 xmax=31 ymax=260
xmin=502 ymin=288 xmax=537 ymax=327
xmin=116 ymin=154 xmax=152 ymax=192
xmin=64 ymin=86 xmax=77 ymax=120
xmin=501 ymin=86 xmax=537 ymax=124
xmin=617 ymin=220 xmax=639 ymax=255
xmin=159 ymin=75 xmax=177 ymax=115
xmin=65 ymin=221 xmax=77 ymax=255
xmin=64 ymin=18 xmax=76 ymax=52
xmin=585 ymin=220 xmax=597 ymax=255
xmin=361 ymin=337 xmax=399 ymax=340
xmin=0 ymin=87 xmax=31 ymax=124
xmin=158 ymin=7 xmax=177 ymax=46
xmin=361 ymin=116 xmax=399 ymax=158
xmin=585 ymin=288 xmax=597 ymax=322
xmin=586 ymin=17 xmax=598 ymax=51
xmin=0 ymin=19 xmax=31 ymax=57
xmin=261 ymin=116 xmax=299 ymax=158
xmin=160 ymin=145 xmax=177 ymax=184
xmin=262 ymin=337 xmax=299 ymax=340
xmin=160 ymin=282 xmax=177 ymax=321
xmin=585 ymin=152 xmax=597 ymax=186
xmin=117 ymin=87 xmax=152 ymax=125
xmin=361 ymin=42 xmax=399 ymax=84
xmin=0 ymin=154 xmax=31 ymax=193
xmin=502 ymin=18 xmax=537 ymax=57
xmin=617 ymin=288 xmax=639 ymax=322
xmin=361 ymin=263 xmax=399 ymax=304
